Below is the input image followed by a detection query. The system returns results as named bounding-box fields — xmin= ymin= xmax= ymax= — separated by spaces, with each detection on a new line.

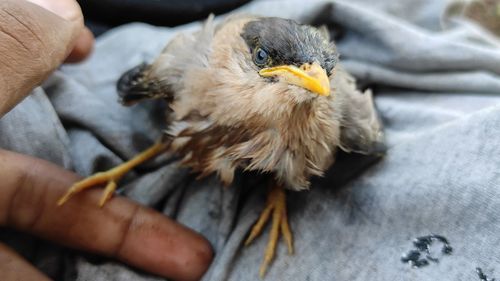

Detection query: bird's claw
xmin=56 ymin=141 xmax=169 ymax=207
xmin=57 ymin=172 xmax=120 ymax=207
xmin=245 ymin=183 xmax=293 ymax=277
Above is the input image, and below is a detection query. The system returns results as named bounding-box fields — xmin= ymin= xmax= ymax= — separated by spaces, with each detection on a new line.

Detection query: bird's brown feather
xmin=121 ymin=15 xmax=383 ymax=191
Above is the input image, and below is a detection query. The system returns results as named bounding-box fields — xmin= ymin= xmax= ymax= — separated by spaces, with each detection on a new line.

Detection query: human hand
xmin=0 ymin=150 xmax=213 ymax=281
xmin=0 ymin=0 xmax=93 ymax=117
xmin=0 ymin=1 xmax=213 ymax=281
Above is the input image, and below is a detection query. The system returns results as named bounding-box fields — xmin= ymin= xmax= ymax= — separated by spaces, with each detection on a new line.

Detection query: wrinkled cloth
xmin=2 ymin=0 xmax=500 ymax=280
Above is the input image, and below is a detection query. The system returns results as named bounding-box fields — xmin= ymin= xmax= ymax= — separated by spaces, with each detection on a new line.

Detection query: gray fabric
xmin=2 ymin=0 xmax=500 ymax=280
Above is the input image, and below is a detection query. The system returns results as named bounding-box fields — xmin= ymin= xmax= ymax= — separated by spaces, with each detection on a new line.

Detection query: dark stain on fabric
xmin=401 ymin=234 xmax=453 ymax=268
xmin=401 ymin=250 xmax=429 ymax=267
xmin=476 ymin=267 xmax=496 ymax=281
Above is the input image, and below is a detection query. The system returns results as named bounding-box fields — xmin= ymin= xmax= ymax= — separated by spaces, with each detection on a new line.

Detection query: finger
xmin=65 ymin=26 xmax=94 ymax=63
xmin=0 ymin=0 xmax=84 ymax=117
xmin=0 ymin=242 xmax=51 ymax=281
xmin=0 ymin=149 xmax=213 ymax=281
xmin=26 ymin=0 xmax=82 ymax=22
xmin=26 ymin=0 xmax=94 ymax=63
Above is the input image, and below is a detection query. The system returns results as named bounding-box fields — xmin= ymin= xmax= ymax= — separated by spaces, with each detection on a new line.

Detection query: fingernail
xmin=26 ymin=0 xmax=79 ymax=21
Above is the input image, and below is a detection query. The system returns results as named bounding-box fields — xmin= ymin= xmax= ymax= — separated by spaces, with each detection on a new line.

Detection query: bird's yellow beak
xmin=259 ymin=62 xmax=330 ymax=96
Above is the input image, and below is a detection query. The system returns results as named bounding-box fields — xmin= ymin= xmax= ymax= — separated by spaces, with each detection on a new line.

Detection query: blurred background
xmin=77 ymin=0 xmax=252 ymax=36
xmin=77 ymin=0 xmax=500 ymax=38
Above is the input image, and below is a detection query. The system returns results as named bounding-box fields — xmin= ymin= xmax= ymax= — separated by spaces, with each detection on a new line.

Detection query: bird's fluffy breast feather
xmin=148 ymin=16 xmax=369 ymax=190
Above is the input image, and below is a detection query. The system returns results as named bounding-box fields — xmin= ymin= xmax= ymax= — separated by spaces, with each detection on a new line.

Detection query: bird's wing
xmin=116 ymin=63 xmax=165 ymax=105
xmin=117 ymin=15 xmax=216 ymax=105
xmin=334 ymin=67 xmax=386 ymax=155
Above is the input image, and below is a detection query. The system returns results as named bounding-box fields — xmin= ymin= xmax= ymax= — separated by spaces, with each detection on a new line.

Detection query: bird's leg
xmin=57 ymin=141 xmax=170 ymax=207
xmin=244 ymin=181 xmax=293 ymax=277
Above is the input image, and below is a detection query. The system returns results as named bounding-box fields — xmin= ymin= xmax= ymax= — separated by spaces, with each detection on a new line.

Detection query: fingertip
xmin=181 ymin=233 xmax=214 ymax=281
xmin=114 ymin=206 xmax=214 ymax=281
xmin=65 ymin=27 xmax=94 ymax=63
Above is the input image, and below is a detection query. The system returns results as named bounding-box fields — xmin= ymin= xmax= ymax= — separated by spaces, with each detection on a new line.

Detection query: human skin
xmin=0 ymin=1 xmax=214 ymax=281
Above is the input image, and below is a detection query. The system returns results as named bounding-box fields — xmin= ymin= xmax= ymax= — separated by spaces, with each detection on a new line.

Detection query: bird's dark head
xmin=241 ymin=17 xmax=338 ymax=97
xmin=201 ymin=16 xmax=340 ymax=125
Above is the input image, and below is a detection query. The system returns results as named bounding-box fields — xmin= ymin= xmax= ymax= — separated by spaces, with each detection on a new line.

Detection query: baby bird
xmin=58 ymin=15 xmax=385 ymax=277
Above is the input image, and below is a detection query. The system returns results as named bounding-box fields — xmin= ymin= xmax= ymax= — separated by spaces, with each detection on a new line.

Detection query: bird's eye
xmin=253 ymin=47 xmax=269 ymax=66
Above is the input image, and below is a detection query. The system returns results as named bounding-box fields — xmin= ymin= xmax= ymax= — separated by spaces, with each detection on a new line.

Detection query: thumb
xmin=0 ymin=0 xmax=84 ymax=117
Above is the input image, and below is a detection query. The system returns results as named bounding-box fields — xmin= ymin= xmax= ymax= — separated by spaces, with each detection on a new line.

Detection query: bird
xmin=57 ymin=15 xmax=385 ymax=277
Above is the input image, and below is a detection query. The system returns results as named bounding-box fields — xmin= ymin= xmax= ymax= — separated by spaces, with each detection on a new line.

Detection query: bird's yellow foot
xmin=57 ymin=141 xmax=168 ymax=207
xmin=245 ymin=182 xmax=293 ymax=277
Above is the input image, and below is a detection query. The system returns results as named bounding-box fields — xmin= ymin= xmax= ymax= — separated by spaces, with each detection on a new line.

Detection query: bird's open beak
xmin=259 ymin=62 xmax=330 ymax=96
